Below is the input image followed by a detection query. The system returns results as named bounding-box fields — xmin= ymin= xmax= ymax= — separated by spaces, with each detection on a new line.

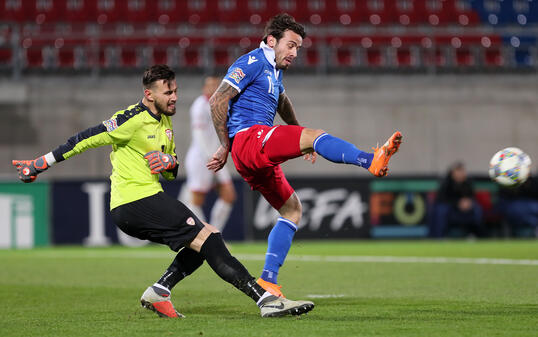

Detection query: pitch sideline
xmin=27 ymin=251 xmax=538 ymax=266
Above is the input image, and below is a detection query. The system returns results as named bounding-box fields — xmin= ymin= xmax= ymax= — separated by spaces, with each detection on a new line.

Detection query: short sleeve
xmin=222 ymin=54 xmax=263 ymax=93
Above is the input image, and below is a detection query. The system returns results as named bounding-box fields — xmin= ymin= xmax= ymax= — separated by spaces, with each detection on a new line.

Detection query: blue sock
xmin=261 ymin=217 xmax=298 ymax=284
xmin=313 ymin=133 xmax=373 ymax=169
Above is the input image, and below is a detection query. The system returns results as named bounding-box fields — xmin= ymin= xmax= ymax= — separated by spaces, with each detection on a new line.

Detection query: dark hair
xmin=263 ymin=13 xmax=306 ymax=43
xmin=143 ymin=64 xmax=175 ymax=88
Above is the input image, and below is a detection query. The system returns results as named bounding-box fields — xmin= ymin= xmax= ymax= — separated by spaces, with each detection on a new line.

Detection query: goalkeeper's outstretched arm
xmin=12 ymin=113 xmax=138 ymax=183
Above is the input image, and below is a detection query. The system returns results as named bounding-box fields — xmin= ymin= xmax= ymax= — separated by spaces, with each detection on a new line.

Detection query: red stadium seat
xmin=120 ymin=47 xmax=137 ymax=67
xmin=455 ymin=48 xmax=475 ymax=66
xmin=152 ymin=47 xmax=169 ymax=65
xmin=31 ymin=0 xmax=65 ymax=24
xmin=305 ymin=48 xmax=320 ymax=66
xmin=306 ymin=0 xmax=337 ymax=25
xmin=453 ymin=0 xmax=480 ymax=26
xmin=484 ymin=48 xmax=504 ymax=66
xmin=366 ymin=48 xmax=384 ymax=66
xmin=63 ymin=0 xmax=98 ymax=23
xmin=183 ymin=49 xmax=200 ymax=66
xmin=328 ymin=0 xmax=367 ymax=25
xmin=395 ymin=48 xmax=415 ymax=66
xmin=183 ymin=0 xmax=217 ymax=25
xmin=394 ymin=0 xmax=428 ymax=25
xmin=275 ymin=0 xmax=308 ymax=22
xmin=239 ymin=0 xmax=279 ymax=25
xmin=58 ymin=47 xmax=75 ymax=67
xmin=215 ymin=0 xmax=242 ymax=24
xmin=0 ymin=0 xmax=33 ymax=22
xmin=299 ymin=36 xmax=323 ymax=66
xmin=95 ymin=0 xmax=127 ymax=24
xmin=124 ymin=0 xmax=154 ymax=23
xmin=367 ymin=0 xmax=398 ymax=25
xmin=423 ymin=48 xmax=447 ymax=67
xmin=154 ymin=0 xmax=187 ymax=24
xmin=211 ymin=36 xmax=258 ymax=67
xmin=176 ymin=35 xmax=205 ymax=67
xmin=25 ymin=48 xmax=44 ymax=68
xmin=336 ymin=48 xmax=353 ymax=66
xmin=0 ymin=48 xmax=12 ymax=66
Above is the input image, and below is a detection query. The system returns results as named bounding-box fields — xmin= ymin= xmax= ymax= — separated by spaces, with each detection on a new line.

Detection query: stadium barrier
xmin=0 ymin=182 xmax=50 ymax=248
xmin=0 ymin=177 xmax=511 ymax=249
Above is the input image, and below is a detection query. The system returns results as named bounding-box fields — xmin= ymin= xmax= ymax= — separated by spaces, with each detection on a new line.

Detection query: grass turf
xmin=1 ymin=240 xmax=537 ymax=337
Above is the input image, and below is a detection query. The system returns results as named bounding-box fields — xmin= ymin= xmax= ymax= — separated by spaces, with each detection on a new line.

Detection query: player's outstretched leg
xmin=312 ymin=130 xmax=403 ymax=177
xmin=198 ymin=232 xmax=314 ymax=317
xmin=141 ymin=247 xmax=204 ymax=318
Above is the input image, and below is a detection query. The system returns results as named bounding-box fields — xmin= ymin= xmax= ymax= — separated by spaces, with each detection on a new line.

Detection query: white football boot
xmin=140 ymin=285 xmax=185 ymax=318
xmin=259 ymin=295 xmax=315 ymax=318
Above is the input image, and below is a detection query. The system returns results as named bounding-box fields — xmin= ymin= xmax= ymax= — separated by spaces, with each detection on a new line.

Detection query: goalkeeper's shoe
xmin=259 ymin=295 xmax=314 ymax=318
xmin=140 ymin=285 xmax=184 ymax=318
xmin=368 ymin=131 xmax=403 ymax=177
xmin=257 ymin=278 xmax=285 ymax=298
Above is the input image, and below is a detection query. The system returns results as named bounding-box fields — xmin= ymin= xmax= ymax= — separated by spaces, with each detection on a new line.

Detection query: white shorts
xmin=184 ymin=146 xmax=232 ymax=192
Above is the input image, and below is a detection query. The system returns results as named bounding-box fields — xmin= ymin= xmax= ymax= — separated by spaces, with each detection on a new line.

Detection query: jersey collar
xmin=139 ymin=101 xmax=161 ymax=122
xmin=260 ymin=41 xmax=280 ymax=78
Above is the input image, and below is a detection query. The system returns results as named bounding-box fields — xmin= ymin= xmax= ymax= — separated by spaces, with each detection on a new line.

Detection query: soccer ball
xmin=489 ymin=147 xmax=532 ymax=187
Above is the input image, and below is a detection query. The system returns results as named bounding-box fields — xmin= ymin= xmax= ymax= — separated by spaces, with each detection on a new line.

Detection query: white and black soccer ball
xmin=489 ymin=147 xmax=532 ymax=187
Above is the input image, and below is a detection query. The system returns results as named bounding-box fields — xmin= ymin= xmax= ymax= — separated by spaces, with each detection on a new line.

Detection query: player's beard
xmin=155 ymin=98 xmax=176 ymax=116
xmin=275 ymin=55 xmax=292 ymax=70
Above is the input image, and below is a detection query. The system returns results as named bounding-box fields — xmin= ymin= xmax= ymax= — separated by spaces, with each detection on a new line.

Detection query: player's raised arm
xmin=12 ymin=108 xmax=141 ymax=183
xmin=207 ymin=81 xmax=239 ymax=172
xmin=277 ymin=92 xmax=300 ymax=126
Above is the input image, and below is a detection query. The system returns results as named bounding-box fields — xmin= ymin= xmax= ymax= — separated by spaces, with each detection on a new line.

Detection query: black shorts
xmin=111 ymin=192 xmax=205 ymax=251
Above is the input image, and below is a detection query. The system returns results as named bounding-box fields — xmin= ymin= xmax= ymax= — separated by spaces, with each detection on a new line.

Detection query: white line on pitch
xmin=306 ymin=294 xmax=346 ymax=299
xmin=26 ymin=251 xmax=538 ymax=266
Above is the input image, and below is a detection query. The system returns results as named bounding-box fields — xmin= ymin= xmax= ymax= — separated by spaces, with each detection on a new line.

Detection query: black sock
xmin=200 ymin=233 xmax=266 ymax=303
xmin=157 ymin=247 xmax=205 ymax=290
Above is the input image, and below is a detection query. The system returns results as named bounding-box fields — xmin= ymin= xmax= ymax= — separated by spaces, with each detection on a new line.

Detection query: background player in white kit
xmin=181 ymin=76 xmax=236 ymax=232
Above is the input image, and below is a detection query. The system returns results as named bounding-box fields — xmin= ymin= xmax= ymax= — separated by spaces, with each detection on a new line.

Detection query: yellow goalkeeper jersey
xmin=52 ymin=101 xmax=177 ymax=209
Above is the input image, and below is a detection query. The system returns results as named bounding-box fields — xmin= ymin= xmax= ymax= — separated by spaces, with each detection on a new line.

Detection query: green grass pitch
xmin=1 ymin=240 xmax=537 ymax=337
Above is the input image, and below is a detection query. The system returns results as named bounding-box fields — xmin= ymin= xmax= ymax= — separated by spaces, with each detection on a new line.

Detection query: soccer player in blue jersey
xmin=207 ymin=14 xmax=403 ymax=297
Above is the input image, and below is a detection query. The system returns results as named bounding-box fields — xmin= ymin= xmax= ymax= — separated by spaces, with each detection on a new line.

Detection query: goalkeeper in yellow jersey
xmin=12 ymin=65 xmax=313 ymax=318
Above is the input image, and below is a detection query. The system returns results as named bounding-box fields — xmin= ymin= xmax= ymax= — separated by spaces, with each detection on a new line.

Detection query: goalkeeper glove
xmin=144 ymin=151 xmax=177 ymax=174
xmin=12 ymin=156 xmax=50 ymax=183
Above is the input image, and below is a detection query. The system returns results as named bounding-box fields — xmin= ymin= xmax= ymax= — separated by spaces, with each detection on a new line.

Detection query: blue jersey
xmin=223 ymin=42 xmax=285 ymax=138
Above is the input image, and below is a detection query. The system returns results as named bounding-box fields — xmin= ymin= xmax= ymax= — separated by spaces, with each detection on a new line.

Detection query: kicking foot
xmin=257 ymin=278 xmax=285 ymax=298
xmin=140 ymin=285 xmax=185 ymax=318
xmin=368 ymin=131 xmax=403 ymax=177
xmin=259 ymin=295 xmax=314 ymax=318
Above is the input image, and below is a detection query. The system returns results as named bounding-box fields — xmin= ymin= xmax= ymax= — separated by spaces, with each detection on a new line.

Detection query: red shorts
xmin=231 ymin=125 xmax=304 ymax=210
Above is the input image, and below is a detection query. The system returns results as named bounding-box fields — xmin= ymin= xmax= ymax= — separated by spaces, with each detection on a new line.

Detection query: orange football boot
xmin=368 ymin=131 xmax=403 ymax=177
xmin=257 ymin=278 xmax=285 ymax=298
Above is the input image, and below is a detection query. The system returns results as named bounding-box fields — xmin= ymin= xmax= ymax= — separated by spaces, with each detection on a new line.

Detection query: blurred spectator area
xmin=0 ymin=0 xmax=537 ymax=74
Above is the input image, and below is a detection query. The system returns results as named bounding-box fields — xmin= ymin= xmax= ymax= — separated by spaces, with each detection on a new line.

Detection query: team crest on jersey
xmin=229 ymin=67 xmax=245 ymax=84
xmin=165 ymin=129 xmax=173 ymax=141
xmin=102 ymin=118 xmax=118 ymax=132
xmin=186 ymin=217 xmax=195 ymax=226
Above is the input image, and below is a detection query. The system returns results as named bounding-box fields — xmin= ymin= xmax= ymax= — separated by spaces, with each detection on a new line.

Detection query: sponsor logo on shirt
xmin=165 ymin=129 xmax=173 ymax=141
xmin=147 ymin=135 xmax=155 ymax=139
xmin=102 ymin=118 xmax=118 ymax=132
xmin=229 ymin=67 xmax=245 ymax=84
xmin=248 ymin=55 xmax=258 ymax=65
